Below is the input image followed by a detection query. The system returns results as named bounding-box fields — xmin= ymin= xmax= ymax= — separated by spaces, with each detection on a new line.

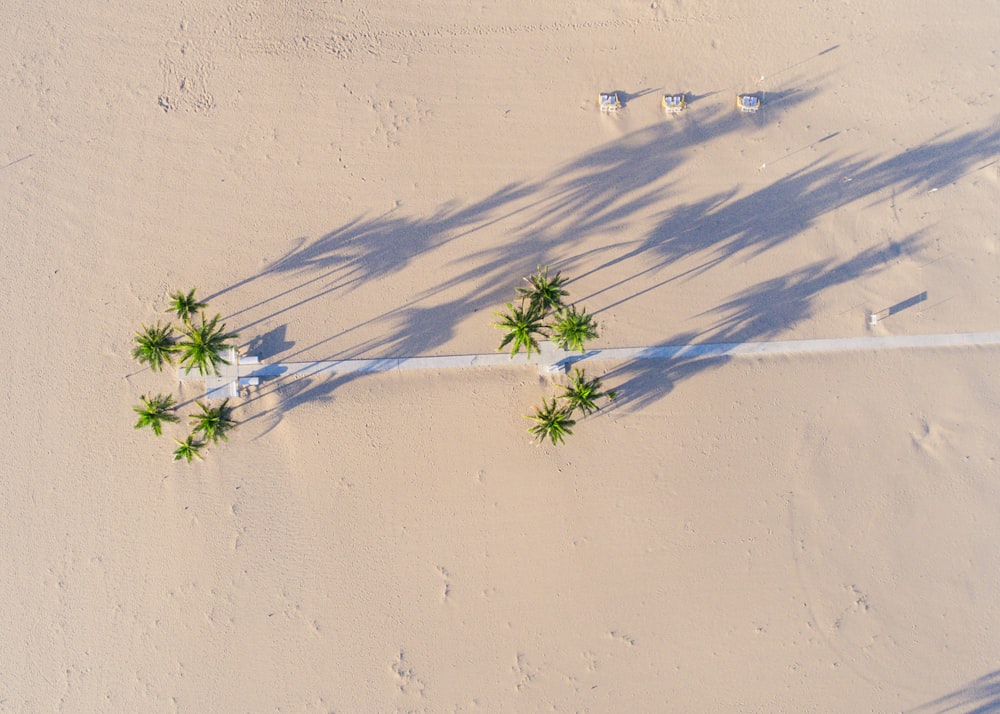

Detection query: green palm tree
xmin=167 ymin=288 xmax=208 ymax=322
xmin=173 ymin=434 xmax=204 ymax=462
xmin=551 ymin=304 xmax=599 ymax=353
xmin=133 ymin=393 xmax=180 ymax=436
xmin=177 ymin=313 xmax=239 ymax=376
xmin=132 ymin=322 xmax=178 ymax=372
xmin=189 ymin=399 xmax=237 ymax=444
xmin=494 ymin=302 xmax=547 ymax=357
xmin=526 ymin=397 xmax=576 ymax=445
xmin=560 ymin=368 xmax=618 ymax=416
xmin=516 ymin=265 xmax=568 ymax=316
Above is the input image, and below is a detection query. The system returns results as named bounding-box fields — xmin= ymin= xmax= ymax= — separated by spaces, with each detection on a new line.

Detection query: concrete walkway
xmin=180 ymin=331 xmax=1000 ymax=399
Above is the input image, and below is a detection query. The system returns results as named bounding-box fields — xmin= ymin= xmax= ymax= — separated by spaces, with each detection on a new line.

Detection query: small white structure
xmin=599 ymin=92 xmax=622 ymax=112
xmin=662 ymin=93 xmax=686 ymax=113
xmin=231 ymin=376 xmax=260 ymax=397
xmin=179 ymin=347 xmax=263 ymax=400
xmin=737 ymin=93 xmax=761 ymax=113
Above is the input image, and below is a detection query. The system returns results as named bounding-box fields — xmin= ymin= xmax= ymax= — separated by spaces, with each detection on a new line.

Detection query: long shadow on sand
xmin=907 ymin=670 xmax=1000 ymax=714
xmin=212 ymin=95 xmax=1000 ymax=426
xmin=601 ymin=234 xmax=924 ymax=414
xmin=216 ymin=90 xmax=818 ymax=425
xmin=571 ymin=125 xmax=1000 ymax=312
xmin=315 ymin=91 xmax=823 ymax=364
xmin=588 ymin=123 xmax=1000 ymax=411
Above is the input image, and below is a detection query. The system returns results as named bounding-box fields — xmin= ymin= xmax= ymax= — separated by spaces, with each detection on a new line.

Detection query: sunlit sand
xmin=3 ymin=1 xmax=1000 ymax=710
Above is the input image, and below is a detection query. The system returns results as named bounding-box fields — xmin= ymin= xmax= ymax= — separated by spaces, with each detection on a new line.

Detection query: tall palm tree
xmin=516 ymin=265 xmax=568 ymax=316
xmin=526 ymin=397 xmax=576 ymax=445
xmin=551 ymin=304 xmax=599 ymax=353
xmin=560 ymin=368 xmax=618 ymax=416
xmin=132 ymin=322 xmax=178 ymax=372
xmin=173 ymin=434 xmax=204 ymax=463
xmin=494 ymin=302 xmax=547 ymax=357
xmin=189 ymin=399 xmax=237 ymax=444
xmin=133 ymin=393 xmax=180 ymax=436
xmin=177 ymin=313 xmax=239 ymax=376
xmin=166 ymin=288 xmax=208 ymax=322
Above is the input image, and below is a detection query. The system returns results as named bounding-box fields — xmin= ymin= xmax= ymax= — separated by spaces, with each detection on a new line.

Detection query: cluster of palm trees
xmin=526 ymin=368 xmax=618 ymax=445
xmin=130 ymin=289 xmax=240 ymax=462
xmin=494 ymin=267 xmax=618 ymax=445
xmin=133 ymin=394 xmax=238 ymax=462
xmin=132 ymin=288 xmax=239 ymax=376
xmin=494 ymin=266 xmax=599 ymax=356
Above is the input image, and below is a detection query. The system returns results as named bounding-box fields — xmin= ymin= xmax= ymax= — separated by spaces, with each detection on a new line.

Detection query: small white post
xmin=867 ymin=311 xmax=879 ymax=327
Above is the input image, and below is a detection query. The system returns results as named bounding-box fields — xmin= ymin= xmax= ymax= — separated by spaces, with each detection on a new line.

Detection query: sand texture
xmin=3 ymin=0 xmax=1000 ymax=710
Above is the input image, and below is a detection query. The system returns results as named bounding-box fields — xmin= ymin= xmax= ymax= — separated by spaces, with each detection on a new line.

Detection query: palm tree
xmin=551 ymin=304 xmax=599 ymax=353
xmin=166 ymin=288 xmax=208 ymax=322
xmin=516 ymin=265 xmax=568 ymax=316
xmin=133 ymin=393 xmax=180 ymax=436
xmin=132 ymin=322 xmax=178 ymax=372
xmin=560 ymin=368 xmax=618 ymax=416
xmin=494 ymin=302 xmax=547 ymax=357
xmin=526 ymin=397 xmax=576 ymax=445
xmin=189 ymin=399 xmax=237 ymax=444
xmin=177 ymin=313 xmax=239 ymax=376
xmin=173 ymin=434 xmax=204 ymax=463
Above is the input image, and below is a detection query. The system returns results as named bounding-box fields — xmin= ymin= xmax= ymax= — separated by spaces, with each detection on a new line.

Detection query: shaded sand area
xmin=2 ymin=0 xmax=1000 ymax=710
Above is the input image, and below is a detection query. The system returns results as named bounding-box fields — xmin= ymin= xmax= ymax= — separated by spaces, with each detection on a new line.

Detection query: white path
xmin=181 ymin=331 xmax=1000 ymax=398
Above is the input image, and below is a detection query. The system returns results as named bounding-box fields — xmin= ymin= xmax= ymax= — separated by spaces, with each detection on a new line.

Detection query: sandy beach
xmin=3 ymin=0 xmax=1000 ymax=710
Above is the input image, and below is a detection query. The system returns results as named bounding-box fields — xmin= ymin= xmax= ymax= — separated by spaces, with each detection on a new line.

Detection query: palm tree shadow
xmin=220 ymin=106 xmax=744 ymax=371
xmin=194 ymin=71 xmax=999 ymax=421
xmin=234 ymin=371 xmax=364 ymax=438
xmin=698 ymin=237 xmax=923 ymax=343
xmin=243 ymin=323 xmax=294 ymax=359
xmin=907 ymin=670 xmax=1000 ymax=714
xmin=602 ymin=234 xmax=925 ymax=411
xmin=603 ymin=345 xmax=723 ymax=415
xmin=578 ymin=122 xmax=1000 ymax=315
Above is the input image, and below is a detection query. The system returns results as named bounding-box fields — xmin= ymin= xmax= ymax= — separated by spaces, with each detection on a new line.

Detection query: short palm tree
xmin=551 ymin=304 xmax=599 ymax=353
xmin=517 ymin=265 xmax=568 ymax=316
xmin=167 ymin=288 xmax=208 ymax=322
xmin=177 ymin=313 xmax=239 ymax=376
xmin=189 ymin=399 xmax=237 ymax=444
xmin=132 ymin=322 xmax=178 ymax=372
xmin=560 ymin=368 xmax=618 ymax=416
xmin=526 ymin=397 xmax=577 ymax=445
xmin=173 ymin=434 xmax=204 ymax=462
xmin=495 ymin=302 xmax=547 ymax=357
xmin=133 ymin=393 xmax=180 ymax=436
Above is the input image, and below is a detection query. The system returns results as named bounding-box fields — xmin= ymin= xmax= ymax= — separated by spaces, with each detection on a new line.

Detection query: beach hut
xmin=599 ymin=92 xmax=622 ymax=112
xmin=662 ymin=93 xmax=686 ymax=113
xmin=736 ymin=93 xmax=761 ymax=113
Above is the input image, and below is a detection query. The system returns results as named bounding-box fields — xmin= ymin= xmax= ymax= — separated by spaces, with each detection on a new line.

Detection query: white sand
xmin=3 ymin=0 xmax=1000 ymax=710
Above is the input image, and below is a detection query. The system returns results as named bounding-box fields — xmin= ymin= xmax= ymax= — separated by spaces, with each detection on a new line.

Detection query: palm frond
xmin=189 ymin=398 xmax=238 ymax=444
xmin=131 ymin=322 xmax=178 ymax=372
xmin=177 ymin=313 xmax=239 ymax=376
xmin=132 ymin=392 xmax=180 ymax=436
xmin=173 ymin=434 xmax=204 ymax=462
xmin=551 ymin=304 xmax=599 ymax=353
xmin=167 ymin=288 xmax=208 ymax=322
xmin=560 ymin=368 xmax=617 ymax=416
xmin=526 ymin=397 xmax=576 ymax=445
xmin=494 ymin=302 xmax=546 ymax=357
xmin=516 ymin=265 xmax=568 ymax=316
